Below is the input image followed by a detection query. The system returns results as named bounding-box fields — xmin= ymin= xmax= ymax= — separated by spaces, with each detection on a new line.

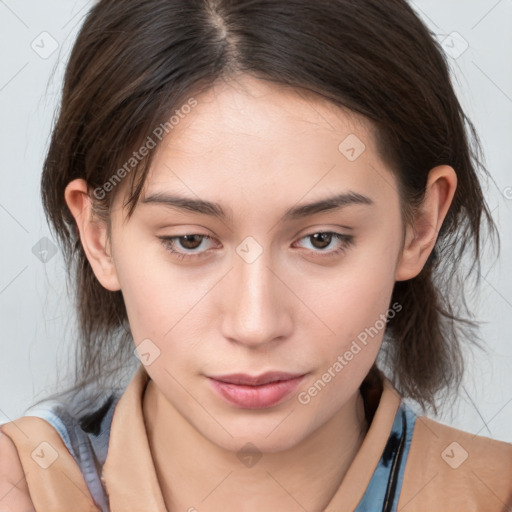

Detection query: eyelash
xmin=157 ymin=231 xmax=354 ymax=261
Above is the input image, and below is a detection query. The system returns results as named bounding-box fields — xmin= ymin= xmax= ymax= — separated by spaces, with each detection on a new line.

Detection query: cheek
xmin=297 ymin=233 xmax=402 ymax=410
xmin=314 ymin=232 xmax=402 ymax=346
xmin=110 ymin=230 xmax=177 ymax=340
xmin=111 ymin=229 xmax=219 ymax=366
xmin=296 ymin=249 xmax=399 ymax=415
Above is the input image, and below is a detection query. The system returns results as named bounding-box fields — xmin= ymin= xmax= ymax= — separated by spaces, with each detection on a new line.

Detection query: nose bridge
xmin=221 ymin=238 xmax=290 ymax=347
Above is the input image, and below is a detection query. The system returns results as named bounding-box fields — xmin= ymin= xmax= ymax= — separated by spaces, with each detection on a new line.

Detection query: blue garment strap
xmin=355 ymin=403 xmax=417 ymax=512
xmin=23 ymin=393 xmax=122 ymax=512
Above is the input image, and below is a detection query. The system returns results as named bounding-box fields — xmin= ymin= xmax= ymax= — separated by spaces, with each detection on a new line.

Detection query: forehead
xmin=159 ymin=74 xmax=375 ymax=160
xmin=148 ymin=75 xmax=375 ymax=173
xmin=115 ymin=74 xmax=398 ymax=218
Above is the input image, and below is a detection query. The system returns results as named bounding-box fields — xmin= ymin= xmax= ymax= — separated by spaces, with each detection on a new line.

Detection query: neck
xmin=143 ymin=378 xmax=368 ymax=512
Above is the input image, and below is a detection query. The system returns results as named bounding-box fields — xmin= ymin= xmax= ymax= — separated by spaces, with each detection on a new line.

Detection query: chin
xmin=197 ymin=417 xmax=306 ymax=455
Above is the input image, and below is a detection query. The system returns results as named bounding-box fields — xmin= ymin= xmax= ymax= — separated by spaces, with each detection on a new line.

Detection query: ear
xmin=395 ymin=165 xmax=457 ymax=281
xmin=64 ymin=178 xmax=121 ymax=291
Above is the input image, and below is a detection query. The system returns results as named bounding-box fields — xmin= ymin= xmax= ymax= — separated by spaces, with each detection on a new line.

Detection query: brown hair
xmin=36 ymin=0 xmax=497 ymax=415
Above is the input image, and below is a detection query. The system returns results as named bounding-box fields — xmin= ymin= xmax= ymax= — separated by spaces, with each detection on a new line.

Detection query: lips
xmin=207 ymin=372 xmax=307 ymax=409
xmin=209 ymin=371 xmax=305 ymax=386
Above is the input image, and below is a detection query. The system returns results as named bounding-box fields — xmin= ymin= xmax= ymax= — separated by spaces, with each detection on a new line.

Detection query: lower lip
xmin=208 ymin=376 xmax=305 ymax=409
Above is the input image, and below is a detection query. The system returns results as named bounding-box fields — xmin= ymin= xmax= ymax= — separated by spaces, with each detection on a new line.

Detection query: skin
xmin=65 ymin=73 xmax=457 ymax=511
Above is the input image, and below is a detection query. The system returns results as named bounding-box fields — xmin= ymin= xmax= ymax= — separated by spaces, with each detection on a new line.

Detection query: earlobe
xmin=395 ymin=165 xmax=457 ymax=282
xmin=64 ymin=178 xmax=121 ymax=291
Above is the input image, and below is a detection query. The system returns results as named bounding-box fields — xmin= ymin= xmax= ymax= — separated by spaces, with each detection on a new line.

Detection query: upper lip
xmin=209 ymin=372 xmax=305 ymax=386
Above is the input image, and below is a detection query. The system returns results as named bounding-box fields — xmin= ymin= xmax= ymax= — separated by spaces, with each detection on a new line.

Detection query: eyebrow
xmin=141 ymin=191 xmax=374 ymax=222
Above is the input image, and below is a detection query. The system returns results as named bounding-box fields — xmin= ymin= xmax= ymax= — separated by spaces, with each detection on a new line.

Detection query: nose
xmin=220 ymin=246 xmax=293 ymax=349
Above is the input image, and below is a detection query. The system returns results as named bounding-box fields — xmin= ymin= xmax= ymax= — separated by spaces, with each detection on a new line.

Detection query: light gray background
xmin=1 ymin=1 xmax=511 ymax=441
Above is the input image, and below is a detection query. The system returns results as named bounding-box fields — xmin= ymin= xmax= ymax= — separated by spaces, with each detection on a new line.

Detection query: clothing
xmin=3 ymin=391 xmax=122 ymax=511
xmin=1 ymin=364 xmax=512 ymax=511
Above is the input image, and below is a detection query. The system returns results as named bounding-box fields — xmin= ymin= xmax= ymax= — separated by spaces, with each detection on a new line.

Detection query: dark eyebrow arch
xmin=141 ymin=191 xmax=374 ymax=222
xmin=281 ymin=192 xmax=374 ymax=221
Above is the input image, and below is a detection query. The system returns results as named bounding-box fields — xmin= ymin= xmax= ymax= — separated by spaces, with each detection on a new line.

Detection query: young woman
xmin=1 ymin=0 xmax=511 ymax=511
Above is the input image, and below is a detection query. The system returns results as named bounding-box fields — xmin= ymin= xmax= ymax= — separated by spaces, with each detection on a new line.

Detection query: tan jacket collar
xmin=102 ymin=363 xmax=401 ymax=511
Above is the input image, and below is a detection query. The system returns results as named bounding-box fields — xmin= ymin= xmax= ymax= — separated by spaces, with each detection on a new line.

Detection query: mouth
xmin=209 ymin=371 xmax=306 ymax=386
xmin=207 ymin=372 xmax=307 ymax=409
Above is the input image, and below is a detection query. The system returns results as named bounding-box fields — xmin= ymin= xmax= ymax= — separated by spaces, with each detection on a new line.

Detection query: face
xmin=108 ymin=74 xmax=405 ymax=452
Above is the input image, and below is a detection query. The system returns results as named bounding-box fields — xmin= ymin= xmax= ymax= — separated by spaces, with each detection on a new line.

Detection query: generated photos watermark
xmin=297 ymin=301 xmax=402 ymax=405
xmin=93 ymin=97 xmax=198 ymax=200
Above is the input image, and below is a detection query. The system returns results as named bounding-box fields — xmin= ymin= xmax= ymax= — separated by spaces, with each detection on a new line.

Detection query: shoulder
xmin=0 ymin=392 xmax=122 ymax=512
xmin=0 ymin=429 xmax=35 ymax=512
xmin=398 ymin=414 xmax=512 ymax=511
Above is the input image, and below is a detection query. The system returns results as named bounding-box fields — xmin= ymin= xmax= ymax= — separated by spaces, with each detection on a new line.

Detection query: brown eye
xmin=309 ymin=232 xmax=334 ymax=249
xmin=178 ymin=234 xmax=204 ymax=250
xmin=294 ymin=231 xmax=354 ymax=258
xmin=158 ymin=234 xmax=216 ymax=260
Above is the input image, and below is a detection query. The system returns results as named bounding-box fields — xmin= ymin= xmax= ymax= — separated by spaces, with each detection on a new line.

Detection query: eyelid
xmin=158 ymin=230 xmax=354 ymax=260
xmin=157 ymin=234 xmax=217 ymax=260
xmin=293 ymin=231 xmax=354 ymax=257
